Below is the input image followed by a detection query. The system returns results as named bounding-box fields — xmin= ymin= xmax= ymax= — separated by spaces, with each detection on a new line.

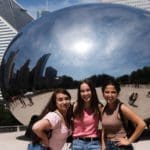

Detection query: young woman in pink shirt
xmin=72 ymin=79 xmax=103 ymax=150
xmin=32 ymin=88 xmax=71 ymax=150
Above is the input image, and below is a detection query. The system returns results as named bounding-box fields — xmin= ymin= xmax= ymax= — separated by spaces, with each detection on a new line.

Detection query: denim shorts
xmin=72 ymin=138 xmax=101 ymax=150
xmin=106 ymin=140 xmax=133 ymax=150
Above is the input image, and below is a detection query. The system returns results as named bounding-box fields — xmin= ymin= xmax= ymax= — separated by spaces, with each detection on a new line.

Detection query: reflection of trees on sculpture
xmin=59 ymin=75 xmax=78 ymax=89
xmin=117 ymin=66 xmax=150 ymax=85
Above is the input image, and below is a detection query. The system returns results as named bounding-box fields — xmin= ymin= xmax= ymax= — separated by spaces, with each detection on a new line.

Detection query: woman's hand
xmin=101 ymin=145 xmax=106 ymax=150
xmin=115 ymin=137 xmax=130 ymax=146
xmin=41 ymin=144 xmax=50 ymax=150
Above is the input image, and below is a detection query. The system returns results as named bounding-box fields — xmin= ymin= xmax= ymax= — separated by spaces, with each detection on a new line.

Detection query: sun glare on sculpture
xmin=72 ymin=39 xmax=93 ymax=56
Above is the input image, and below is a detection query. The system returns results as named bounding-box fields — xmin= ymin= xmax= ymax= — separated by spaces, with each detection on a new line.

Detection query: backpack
xmin=102 ymin=101 xmax=136 ymax=139
xmin=119 ymin=102 xmax=150 ymax=142
xmin=118 ymin=102 xmax=136 ymax=139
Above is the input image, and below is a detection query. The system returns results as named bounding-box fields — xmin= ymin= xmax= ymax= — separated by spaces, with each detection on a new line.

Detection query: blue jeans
xmin=72 ymin=139 xmax=101 ymax=150
xmin=106 ymin=140 xmax=133 ymax=150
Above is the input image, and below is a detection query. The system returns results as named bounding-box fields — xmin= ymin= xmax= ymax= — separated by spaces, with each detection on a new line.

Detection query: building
xmin=0 ymin=0 xmax=33 ymax=63
xmin=36 ymin=10 xmax=50 ymax=18
xmin=0 ymin=0 xmax=33 ymax=100
xmin=102 ymin=0 xmax=150 ymax=11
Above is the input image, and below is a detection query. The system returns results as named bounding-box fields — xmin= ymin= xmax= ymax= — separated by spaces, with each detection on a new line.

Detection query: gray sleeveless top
xmin=102 ymin=103 xmax=127 ymax=141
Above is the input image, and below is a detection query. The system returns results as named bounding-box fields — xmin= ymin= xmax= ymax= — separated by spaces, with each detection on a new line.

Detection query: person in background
xmin=101 ymin=78 xmax=146 ymax=150
xmin=146 ymin=91 xmax=150 ymax=98
xmin=128 ymin=92 xmax=138 ymax=106
xmin=72 ymin=79 xmax=103 ymax=150
xmin=32 ymin=88 xmax=71 ymax=150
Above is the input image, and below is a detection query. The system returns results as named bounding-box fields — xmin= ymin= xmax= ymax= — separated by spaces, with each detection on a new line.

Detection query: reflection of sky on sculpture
xmin=43 ymin=5 xmax=150 ymax=79
xmin=3 ymin=4 xmax=150 ymax=79
xmin=17 ymin=0 xmax=102 ymax=18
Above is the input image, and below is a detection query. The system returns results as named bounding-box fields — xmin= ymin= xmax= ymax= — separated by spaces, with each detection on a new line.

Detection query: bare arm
xmin=98 ymin=104 xmax=106 ymax=150
xmin=98 ymin=103 xmax=104 ymax=114
xmin=122 ymin=104 xmax=146 ymax=143
xmin=117 ymin=104 xmax=146 ymax=145
xmin=32 ymin=119 xmax=52 ymax=146
xmin=101 ymin=128 xmax=106 ymax=150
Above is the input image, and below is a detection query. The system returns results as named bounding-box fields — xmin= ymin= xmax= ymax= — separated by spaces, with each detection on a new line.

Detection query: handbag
xmin=27 ymin=143 xmax=49 ymax=150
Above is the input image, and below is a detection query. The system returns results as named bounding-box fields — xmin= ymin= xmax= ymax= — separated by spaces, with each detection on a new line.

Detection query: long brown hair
xmin=74 ymin=79 xmax=102 ymax=118
xmin=39 ymin=88 xmax=71 ymax=120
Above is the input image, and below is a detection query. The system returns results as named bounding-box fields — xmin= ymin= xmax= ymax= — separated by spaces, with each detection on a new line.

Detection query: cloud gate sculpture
xmin=0 ymin=3 xmax=150 ymax=125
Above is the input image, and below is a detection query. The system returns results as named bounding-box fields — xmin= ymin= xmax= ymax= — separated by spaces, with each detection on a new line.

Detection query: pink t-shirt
xmin=72 ymin=109 xmax=99 ymax=138
xmin=43 ymin=112 xmax=69 ymax=150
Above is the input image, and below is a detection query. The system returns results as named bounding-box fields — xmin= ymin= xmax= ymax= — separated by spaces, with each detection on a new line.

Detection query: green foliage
xmin=87 ymin=66 xmax=150 ymax=86
xmin=130 ymin=66 xmax=150 ymax=84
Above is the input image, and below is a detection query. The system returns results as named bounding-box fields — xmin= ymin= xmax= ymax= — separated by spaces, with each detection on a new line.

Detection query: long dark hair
xmin=101 ymin=78 xmax=121 ymax=94
xmin=74 ymin=79 xmax=102 ymax=118
xmin=39 ymin=88 xmax=71 ymax=118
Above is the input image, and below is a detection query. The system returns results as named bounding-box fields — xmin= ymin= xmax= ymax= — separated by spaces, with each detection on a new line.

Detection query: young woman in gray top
xmin=101 ymin=78 xmax=145 ymax=150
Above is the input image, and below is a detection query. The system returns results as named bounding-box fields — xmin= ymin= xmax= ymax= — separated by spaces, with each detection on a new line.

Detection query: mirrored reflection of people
xmin=128 ymin=92 xmax=138 ymax=106
xmin=101 ymin=78 xmax=145 ymax=150
xmin=24 ymin=92 xmax=34 ymax=106
xmin=72 ymin=79 xmax=103 ymax=150
xmin=32 ymin=88 xmax=71 ymax=150
xmin=18 ymin=94 xmax=26 ymax=108
xmin=146 ymin=91 xmax=150 ymax=98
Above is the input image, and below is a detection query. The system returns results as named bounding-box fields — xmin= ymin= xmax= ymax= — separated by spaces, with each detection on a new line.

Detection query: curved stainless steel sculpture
xmin=0 ymin=4 xmax=150 ymax=125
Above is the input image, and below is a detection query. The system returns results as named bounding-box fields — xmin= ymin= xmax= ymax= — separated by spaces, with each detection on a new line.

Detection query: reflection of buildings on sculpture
xmin=102 ymin=0 xmax=150 ymax=11
xmin=31 ymin=54 xmax=51 ymax=89
xmin=0 ymin=0 xmax=33 ymax=100
xmin=45 ymin=66 xmax=57 ymax=78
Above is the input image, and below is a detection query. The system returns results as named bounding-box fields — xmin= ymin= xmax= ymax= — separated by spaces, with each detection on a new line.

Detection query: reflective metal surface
xmin=0 ymin=4 xmax=150 ymax=125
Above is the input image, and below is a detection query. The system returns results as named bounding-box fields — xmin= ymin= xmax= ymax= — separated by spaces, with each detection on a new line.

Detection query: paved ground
xmin=0 ymin=131 xmax=69 ymax=150
xmin=0 ymin=131 xmax=29 ymax=150
xmin=0 ymin=131 xmax=150 ymax=150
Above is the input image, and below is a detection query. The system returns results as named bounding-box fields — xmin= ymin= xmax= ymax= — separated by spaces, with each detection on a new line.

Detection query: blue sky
xmin=16 ymin=0 xmax=102 ymax=18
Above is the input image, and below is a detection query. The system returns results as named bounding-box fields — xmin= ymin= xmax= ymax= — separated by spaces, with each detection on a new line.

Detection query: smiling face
xmin=56 ymin=93 xmax=70 ymax=113
xmin=103 ymin=84 xmax=119 ymax=104
xmin=80 ymin=82 xmax=92 ymax=104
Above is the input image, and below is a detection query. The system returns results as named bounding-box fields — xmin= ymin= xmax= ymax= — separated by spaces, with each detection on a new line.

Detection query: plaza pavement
xmin=0 ymin=131 xmax=150 ymax=150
